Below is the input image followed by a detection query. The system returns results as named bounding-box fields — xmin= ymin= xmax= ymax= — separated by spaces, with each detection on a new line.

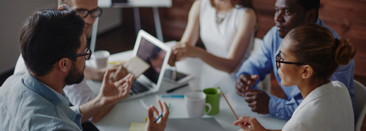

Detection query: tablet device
xmin=163 ymin=68 xmax=193 ymax=84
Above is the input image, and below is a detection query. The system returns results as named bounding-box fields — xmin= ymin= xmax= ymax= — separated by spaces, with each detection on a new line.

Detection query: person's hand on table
xmin=233 ymin=116 xmax=267 ymax=131
xmin=245 ymin=89 xmax=270 ymax=114
xmin=96 ymin=70 xmax=134 ymax=107
xmin=236 ymin=74 xmax=259 ymax=97
xmin=146 ymin=99 xmax=170 ymax=131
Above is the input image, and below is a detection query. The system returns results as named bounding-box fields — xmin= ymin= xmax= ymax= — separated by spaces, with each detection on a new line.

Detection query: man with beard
xmin=13 ymin=0 xmax=126 ymax=123
xmin=235 ymin=0 xmax=355 ymax=119
xmin=0 ymin=8 xmax=169 ymax=131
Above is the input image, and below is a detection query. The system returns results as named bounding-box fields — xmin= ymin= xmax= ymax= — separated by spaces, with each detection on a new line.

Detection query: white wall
xmin=0 ymin=1 xmax=121 ymax=74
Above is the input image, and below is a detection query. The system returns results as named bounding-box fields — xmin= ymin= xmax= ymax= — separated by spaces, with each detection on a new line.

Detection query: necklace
xmin=215 ymin=13 xmax=226 ymax=24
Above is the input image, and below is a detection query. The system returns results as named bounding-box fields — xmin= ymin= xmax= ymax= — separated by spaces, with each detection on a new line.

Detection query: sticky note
xmin=108 ymin=60 xmax=126 ymax=65
xmin=129 ymin=122 xmax=147 ymax=131
xmin=124 ymin=56 xmax=150 ymax=77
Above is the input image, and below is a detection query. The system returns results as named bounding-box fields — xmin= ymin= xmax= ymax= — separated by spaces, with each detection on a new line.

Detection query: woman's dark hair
xmin=287 ymin=24 xmax=356 ymax=80
xmin=20 ymin=8 xmax=85 ymax=76
xmin=210 ymin=0 xmax=254 ymax=9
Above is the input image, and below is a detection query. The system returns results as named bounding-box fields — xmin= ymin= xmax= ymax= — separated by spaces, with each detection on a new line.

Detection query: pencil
xmin=220 ymin=88 xmax=239 ymax=120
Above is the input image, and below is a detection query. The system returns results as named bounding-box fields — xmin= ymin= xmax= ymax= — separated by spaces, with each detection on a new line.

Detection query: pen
xmin=146 ymin=103 xmax=171 ymax=122
xmin=166 ymin=83 xmax=189 ymax=93
xmin=161 ymin=94 xmax=184 ymax=98
xmin=154 ymin=111 xmax=163 ymax=123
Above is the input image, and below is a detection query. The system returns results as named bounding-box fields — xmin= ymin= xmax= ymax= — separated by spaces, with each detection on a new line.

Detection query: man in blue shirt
xmin=0 ymin=8 xmax=169 ymax=131
xmin=235 ymin=0 xmax=355 ymax=119
xmin=13 ymin=0 xmax=128 ymax=123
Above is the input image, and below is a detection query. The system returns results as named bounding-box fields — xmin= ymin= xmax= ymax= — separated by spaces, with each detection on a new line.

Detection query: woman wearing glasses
xmin=233 ymin=24 xmax=355 ymax=131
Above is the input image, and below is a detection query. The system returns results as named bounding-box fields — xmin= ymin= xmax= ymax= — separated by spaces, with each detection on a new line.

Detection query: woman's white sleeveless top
xmin=199 ymin=0 xmax=255 ymax=72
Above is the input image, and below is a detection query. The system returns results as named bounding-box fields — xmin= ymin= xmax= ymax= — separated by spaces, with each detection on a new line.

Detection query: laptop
xmin=123 ymin=29 xmax=171 ymax=101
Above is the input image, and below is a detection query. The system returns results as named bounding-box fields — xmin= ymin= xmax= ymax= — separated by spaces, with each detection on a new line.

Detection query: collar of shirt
xmin=294 ymin=81 xmax=334 ymax=113
xmin=39 ymin=81 xmax=70 ymax=106
xmin=22 ymin=71 xmax=82 ymax=129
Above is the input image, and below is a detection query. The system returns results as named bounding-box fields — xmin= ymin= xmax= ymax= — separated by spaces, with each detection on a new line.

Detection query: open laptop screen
xmin=136 ymin=37 xmax=166 ymax=84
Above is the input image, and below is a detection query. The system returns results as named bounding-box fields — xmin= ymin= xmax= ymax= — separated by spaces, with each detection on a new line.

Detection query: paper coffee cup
xmin=94 ymin=50 xmax=110 ymax=68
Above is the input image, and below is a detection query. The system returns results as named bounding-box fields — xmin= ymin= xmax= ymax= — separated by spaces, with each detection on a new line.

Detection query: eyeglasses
xmin=76 ymin=8 xmax=103 ymax=18
xmin=67 ymin=48 xmax=92 ymax=60
xmin=276 ymin=51 xmax=306 ymax=69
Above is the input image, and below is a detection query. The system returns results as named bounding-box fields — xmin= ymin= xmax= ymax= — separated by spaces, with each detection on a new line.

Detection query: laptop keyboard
xmin=129 ymin=81 xmax=150 ymax=95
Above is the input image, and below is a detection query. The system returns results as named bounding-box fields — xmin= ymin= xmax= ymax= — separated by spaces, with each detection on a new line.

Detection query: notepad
xmin=108 ymin=60 xmax=126 ymax=65
xmin=123 ymin=56 xmax=150 ymax=77
xmin=129 ymin=122 xmax=146 ymax=131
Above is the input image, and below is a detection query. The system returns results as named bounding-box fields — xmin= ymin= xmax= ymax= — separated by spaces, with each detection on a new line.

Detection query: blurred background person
xmin=170 ymin=0 xmax=257 ymax=74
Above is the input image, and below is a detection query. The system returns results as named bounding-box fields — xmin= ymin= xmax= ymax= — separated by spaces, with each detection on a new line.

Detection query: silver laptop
xmin=122 ymin=29 xmax=171 ymax=101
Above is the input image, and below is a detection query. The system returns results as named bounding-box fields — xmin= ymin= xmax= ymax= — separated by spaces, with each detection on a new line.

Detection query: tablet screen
xmin=163 ymin=69 xmax=188 ymax=81
xmin=136 ymin=37 xmax=166 ymax=84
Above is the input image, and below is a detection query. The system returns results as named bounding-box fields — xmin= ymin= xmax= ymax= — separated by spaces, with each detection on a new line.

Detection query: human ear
xmin=57 ymin=6 xmax=63 ymax=10
xmin=305 ymin=8 xmax=317 ymax=23
xmin=57 ymin=4 xmax=71 ymax=11
xmin=301 ymin=65 xmax=313 ymax=79
xmin=58 ymin=58 xmax=70 ymax=73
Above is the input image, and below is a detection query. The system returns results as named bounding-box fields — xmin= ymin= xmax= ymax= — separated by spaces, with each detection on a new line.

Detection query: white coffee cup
xmin=93 ymin=50 xmax=110 ymax=68
xmin=185 ymin=92 xmax=212 ymax=118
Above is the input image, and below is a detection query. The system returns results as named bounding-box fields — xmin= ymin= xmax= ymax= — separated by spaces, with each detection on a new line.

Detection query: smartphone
xmin=163 ymin=69 xmax=192 ymax=83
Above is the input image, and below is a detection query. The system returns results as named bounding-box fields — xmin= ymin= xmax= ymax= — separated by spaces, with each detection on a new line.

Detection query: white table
xmin=86 ymin=49 xmax=288 ymax=131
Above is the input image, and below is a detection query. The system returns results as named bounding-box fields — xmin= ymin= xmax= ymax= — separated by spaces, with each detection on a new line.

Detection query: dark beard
xmin=64 ymin=62 xmax=85 ymax=85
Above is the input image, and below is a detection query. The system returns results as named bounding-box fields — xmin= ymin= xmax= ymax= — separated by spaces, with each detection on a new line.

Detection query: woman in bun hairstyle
xmin=233 ymin=24 xmax=356 ymax=131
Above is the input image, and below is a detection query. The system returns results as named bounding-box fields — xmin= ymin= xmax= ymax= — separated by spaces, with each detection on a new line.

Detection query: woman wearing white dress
xmin=233 ymin=24 xmax=355 ymax=131
xmin=170 ymin=0 xmax=257 ymax=74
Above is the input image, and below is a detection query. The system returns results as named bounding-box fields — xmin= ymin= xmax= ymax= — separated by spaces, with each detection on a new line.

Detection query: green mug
xmin=203 ymin=87 xmax=221 ymax=115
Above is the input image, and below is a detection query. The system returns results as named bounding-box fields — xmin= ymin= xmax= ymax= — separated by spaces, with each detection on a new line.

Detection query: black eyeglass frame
xmin=66 ymin=48 xmax=92 ymax=60
xmin=276 ymin=51 xmax=306 ymax=69
xmin=76 ymin=8 xmax=103 ymax=18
